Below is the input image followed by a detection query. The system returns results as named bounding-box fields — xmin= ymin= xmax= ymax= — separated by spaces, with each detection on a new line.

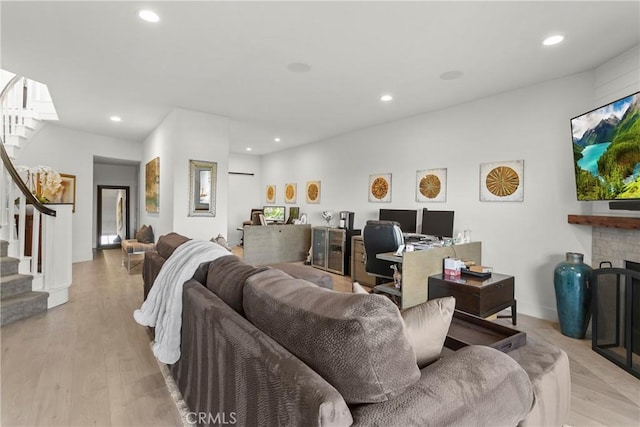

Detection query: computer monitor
xmin=421 ymin=209 xmax=455 ymax=238
xmin=286 ymin=207 xmax=300 ymax=224
xmin=378 ymin=209 xmax=417 ymax=233
xmin=263 ymin=205 xmax=286 ymax=222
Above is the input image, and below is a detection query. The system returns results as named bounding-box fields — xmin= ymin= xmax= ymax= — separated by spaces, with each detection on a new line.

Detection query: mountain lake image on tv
xmin=571 ymin=91 xmax=640 ymax=200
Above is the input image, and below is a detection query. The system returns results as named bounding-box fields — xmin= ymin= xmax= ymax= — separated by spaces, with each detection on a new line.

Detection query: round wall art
xmin=479 ymin=160 xmax=524 ymax=202
xmin=266 ymin=184 xmax=276 ymax=204
xmin=416 ymin=168 xmax=447 ymax=202
xmin=306 ymin=180 xmax=320 ymax=204
xmin=284 ymin=183 xmax=297 ymax=203
xmin=369 ymin=173 xmax=391 ymax=203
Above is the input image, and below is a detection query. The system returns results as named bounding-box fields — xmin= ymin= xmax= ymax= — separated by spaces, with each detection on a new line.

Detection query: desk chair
xmin=240 ymin=209 xmax=264 ymax=246
xmin=243 ymin=209 xmax=264 ymax=227
xmin=362 ymin=220 xmax=404 ymax=281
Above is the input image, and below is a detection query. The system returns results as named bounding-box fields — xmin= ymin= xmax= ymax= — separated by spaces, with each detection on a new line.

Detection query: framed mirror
xmin=188 ymin=159 xmax=217 ymax=217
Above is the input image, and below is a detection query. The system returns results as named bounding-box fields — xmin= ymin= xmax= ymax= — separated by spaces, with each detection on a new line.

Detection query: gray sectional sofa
xmin=143 ymin=233 xmax=571 ymax=426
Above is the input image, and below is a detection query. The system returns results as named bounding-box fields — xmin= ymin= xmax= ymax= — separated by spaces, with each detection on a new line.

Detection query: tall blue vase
xmin=554 ymin=252 xmax=592 ymax=339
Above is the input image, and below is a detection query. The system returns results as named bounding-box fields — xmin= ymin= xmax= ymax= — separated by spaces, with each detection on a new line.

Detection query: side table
xmin=428 ymin=273 xmax=517 ymax=325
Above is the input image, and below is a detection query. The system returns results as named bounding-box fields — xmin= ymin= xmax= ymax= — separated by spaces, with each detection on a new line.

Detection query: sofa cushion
xmin=205 ymin=255 xmax=269 ymax=315
xmin=269 ymin=262 xmax=333 ymax=289
xmin=401 ymin=297 xmax=455 ymax=368
xmin=156 ymin=232 xmax=191 ymax=259
xmin=243 ymin=269 xmax=421 ymax=404
xmin=135 ymin=224 xmax=155 ymax=243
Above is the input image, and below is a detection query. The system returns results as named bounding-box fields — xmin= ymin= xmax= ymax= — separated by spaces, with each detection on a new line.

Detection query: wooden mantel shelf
xmin=568 ymin=215 xmax=640 ymax=230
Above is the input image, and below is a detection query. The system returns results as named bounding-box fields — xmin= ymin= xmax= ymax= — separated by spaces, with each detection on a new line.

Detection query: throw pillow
xmin=211 ymin=233 xmax=232 ymax=251
xmin=401 ymin=296 xmax=456 ymax=368
xmin=156 ymin=232 xmax=190 ymax=259
xmin=135 ymin=224 xmax=155 ymax=243
xmin=352 ymin=281 xmax=369 ymax=294
xmin=243 ymin=270 xmax=420 ymax=404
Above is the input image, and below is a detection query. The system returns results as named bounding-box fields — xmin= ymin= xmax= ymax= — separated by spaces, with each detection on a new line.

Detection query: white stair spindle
xmin=31 ymin=209 xmax=40 ymax=274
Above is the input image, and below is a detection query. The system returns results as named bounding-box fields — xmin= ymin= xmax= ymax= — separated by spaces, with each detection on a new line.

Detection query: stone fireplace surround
xmin=592 ymin=227 xmax=640 ymax=269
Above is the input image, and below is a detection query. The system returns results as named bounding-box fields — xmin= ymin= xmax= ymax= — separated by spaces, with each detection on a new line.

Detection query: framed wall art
xmin=306 ymin=181 xmax=321 ymax=203
xmin=145 ymin=157 xmax=160 ymax=213
xmin=416 ymin=168 xmax=446 ymax=202
xmin=188 ymin=159 xmax=217 ymax=217
xmin=60 ymin=173 xmax=76 ymax=212
xmin=369 ymin=173 xmax=391 ymax=203
xmin=284 ymin=183 xmax=297 ymax=203
xmin=480 ymin=160 xmax=524 ymax=202
xmin=266 ymin=184 xmax=276 ymax=203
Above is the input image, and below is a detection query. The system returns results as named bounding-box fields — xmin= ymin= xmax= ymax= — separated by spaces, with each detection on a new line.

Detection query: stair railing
xmin=0 ymin=75 xmax=55 ymax=277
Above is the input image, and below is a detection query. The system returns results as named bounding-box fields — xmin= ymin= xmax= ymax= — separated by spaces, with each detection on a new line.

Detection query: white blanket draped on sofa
xmin=134 ymin=240 xmax=231 ymax=364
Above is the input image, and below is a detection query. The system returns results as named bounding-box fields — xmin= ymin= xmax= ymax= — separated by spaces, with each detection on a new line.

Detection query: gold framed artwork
xmin=306 ymin=181 xmax=321 ymax=204
xmin=480 ymin=160 xmax=524 ymax=202
xmin=416 ymin=168 xmax=446 ymax=202
xmin=145 ymin=157 xmax=160 ymax=213
xmin=369 ymin=173 xmax=391 ymax=203
xmin=60 ymin=173 xmax=76 ymax=212
xmin=266 ymin=184 xmax=276 ymax=204
xmin=284 ymin=183 xmax=297 ymax=203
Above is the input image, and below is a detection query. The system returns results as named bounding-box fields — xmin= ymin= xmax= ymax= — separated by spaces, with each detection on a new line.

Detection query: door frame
xmin=97 ymin=185 xmax=130 ymax=250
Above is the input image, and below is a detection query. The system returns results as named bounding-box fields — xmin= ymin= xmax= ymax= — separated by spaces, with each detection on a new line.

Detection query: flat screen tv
xmin=571 ymin=91 xmax=640 ymax=201
xmin=421 ymin=209 xmax=455 ymax=239
xmin=263 ymin=205 xmax=285 ymax=222
xmin=379 ymin=209 xmax=417 ymax=233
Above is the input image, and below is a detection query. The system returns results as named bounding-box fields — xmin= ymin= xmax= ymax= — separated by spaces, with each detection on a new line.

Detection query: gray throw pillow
xmin=352 ymin=281 xmax=369 ymax=294
xmin=243 ymin=269 xmax=420 ymax=404
xmin=401 ymin=296 xmax=456 ymax=368
xmin=135 ymin=224 xmax=155 ymax=243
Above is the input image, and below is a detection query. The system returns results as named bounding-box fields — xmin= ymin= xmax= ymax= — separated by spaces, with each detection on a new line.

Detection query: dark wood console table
xmin=428 ymin=273 xmax=517 ymax=325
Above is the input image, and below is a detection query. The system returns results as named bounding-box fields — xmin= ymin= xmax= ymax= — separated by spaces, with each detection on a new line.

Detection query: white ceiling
xmin=2 ymin=1 xmax=639 ymax=155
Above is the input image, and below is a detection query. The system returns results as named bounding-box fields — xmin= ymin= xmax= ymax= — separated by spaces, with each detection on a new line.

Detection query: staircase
xmin=0 ymin=240 xmax=48 ymax=325
xmin=0 ymin=71 xmax=72 ymax=326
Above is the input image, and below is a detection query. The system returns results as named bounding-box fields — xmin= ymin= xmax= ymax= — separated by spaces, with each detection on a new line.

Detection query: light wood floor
xmin=2 ymin=248 xmax=639 ymax=426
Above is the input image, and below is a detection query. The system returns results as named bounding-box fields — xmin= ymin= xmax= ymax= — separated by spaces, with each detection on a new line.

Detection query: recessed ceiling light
xmin=110 ymin=116 xmax=122 ymax=122
xmin=246 ymin=147 xmax=252 ymax=152
xmin=138 ymin=10 xmax=160 ymax=23
xmin=287 ymin=62 xmax=311 ymax=73
xmin=274 ymin=137 xmax=281 ymax=142
xmin=439 ymin=70 xmax=464 ymax=80
xmin=380 ymin=94 xmax=393 ymax=102
xmin=542 ymin=35 xmax=564 ymax=46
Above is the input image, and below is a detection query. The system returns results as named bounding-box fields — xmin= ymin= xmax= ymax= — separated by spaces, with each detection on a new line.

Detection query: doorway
xmin=97 ymin=185 xmax=130 ymax=249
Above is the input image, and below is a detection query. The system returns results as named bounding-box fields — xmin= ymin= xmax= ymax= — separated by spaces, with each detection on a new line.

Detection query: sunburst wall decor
xmin=306 ymin=181 xmax=320 ymax=203
xmin=369 ymin=173 xmax=392 ymax=203
xmin=284 ymin=183 xmax=297 ymax=203
xmin=266 ymin=184 xmax=276 ymax=204
xmin=480 ymin=160 xmax=524 ymax=202
xmin=416 ymin=168 xmax=447 ymax=202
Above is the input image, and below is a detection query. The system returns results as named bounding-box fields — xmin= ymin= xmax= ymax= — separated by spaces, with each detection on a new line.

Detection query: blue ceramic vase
xmin=554 ymin=252 xmax=592 ymax=339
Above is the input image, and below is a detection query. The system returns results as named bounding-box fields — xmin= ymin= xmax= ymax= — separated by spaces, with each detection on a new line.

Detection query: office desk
xmin=374 ymin=242 xmax=481 ymax=310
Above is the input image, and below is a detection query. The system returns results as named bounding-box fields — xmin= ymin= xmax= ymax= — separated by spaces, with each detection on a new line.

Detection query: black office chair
xmin=362 ymin=220 xmax=404 ymax=282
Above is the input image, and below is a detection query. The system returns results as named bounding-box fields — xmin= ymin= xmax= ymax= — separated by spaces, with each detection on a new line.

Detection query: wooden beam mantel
xmin=568 ymin=215 xmax=640 ymax=230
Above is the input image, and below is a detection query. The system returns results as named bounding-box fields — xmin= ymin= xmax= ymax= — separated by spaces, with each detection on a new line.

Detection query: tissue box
xmin=444 ymin=258 xmax=463 ymax=279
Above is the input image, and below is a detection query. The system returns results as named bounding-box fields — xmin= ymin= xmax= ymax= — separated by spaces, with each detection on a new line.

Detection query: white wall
xmin=17 ymin=123 xmax=141 ymax=262
xmin=261 ymin=72 xmax=597 ymax=320
xmin=227 ymin=153 xmax=262 ymax=246
xmin=141 ymin=108 xmax=230 ymax=241
xmin=260 ymin=45 xmax=640 ymax=320
xmin=93 ymin=163 xmax=139 ymax=245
